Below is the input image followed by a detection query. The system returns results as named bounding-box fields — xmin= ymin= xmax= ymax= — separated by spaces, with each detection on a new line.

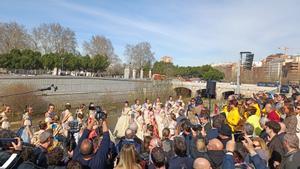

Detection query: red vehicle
xmin=152 ymin=74 xmax=166 ymax=80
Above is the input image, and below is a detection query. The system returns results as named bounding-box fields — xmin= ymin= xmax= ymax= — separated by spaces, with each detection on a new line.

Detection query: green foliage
xmin=0 ymin=49 xmax=43 ymax=69
xmin=91 ymin=54 xmax=110 ymax=72
xmin=151 ymin=61 xmax=224 ymax=81
xmin=0 ymin=49 xmax=110 ymax=73
xmin=153 ymin=61 xmax=176 ymax=76
xmin=202 ymin=68 xmax=224 ymax=81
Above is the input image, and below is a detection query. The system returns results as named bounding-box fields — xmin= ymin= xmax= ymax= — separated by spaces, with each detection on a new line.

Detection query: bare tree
xmin=106 ymin=54 xmax=124 ymax=75
xmin=0 ymin=22 xmax=33 ymax=54
xmin=32 ymin=23 xmax=77 ymax=54
xmin=83 ymin=35 xmax=114 ymax=59
xmin=125 ymin=42 xmax=155 ymax=69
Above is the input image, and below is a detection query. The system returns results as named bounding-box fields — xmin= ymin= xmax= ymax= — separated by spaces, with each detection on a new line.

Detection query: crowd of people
xmin=0 ymin=90 xmax=300 ymax=169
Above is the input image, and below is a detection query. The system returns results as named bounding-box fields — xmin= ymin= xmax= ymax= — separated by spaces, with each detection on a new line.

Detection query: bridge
xmin=0 ymin=76 xmax=278 ymax=104
xmin=171 ymin=80 xmax=277 ymax=99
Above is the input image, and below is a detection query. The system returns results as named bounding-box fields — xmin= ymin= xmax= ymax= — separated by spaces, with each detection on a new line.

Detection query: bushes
xmin=0 ymin=83 xmax=48 ymax=121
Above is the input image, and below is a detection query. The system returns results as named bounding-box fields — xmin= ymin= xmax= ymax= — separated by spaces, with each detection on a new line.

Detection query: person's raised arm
xmin=73 ymin=117 xmax=94 ymax=159
xmin=242 ymin=136 xmax=267 ymax=169
xmin=222 ymin=135 xmax=235 ymax=169
xmin=96 ymin=112 xmax=110 ymax=161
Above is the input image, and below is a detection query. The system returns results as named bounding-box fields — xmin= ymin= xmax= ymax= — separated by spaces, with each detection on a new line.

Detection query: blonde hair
xmin=116 ymin=144 xmax=141 ymax=169
xmin=252 ymin=137 xmax=270 ymax=158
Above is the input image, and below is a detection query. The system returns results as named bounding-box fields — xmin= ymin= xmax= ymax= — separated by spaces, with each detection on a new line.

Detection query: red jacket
xmin=267 ymin=110 xmax=281 ymax=122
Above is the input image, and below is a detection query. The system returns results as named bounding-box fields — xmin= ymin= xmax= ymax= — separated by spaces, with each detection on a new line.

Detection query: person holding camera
xmin=32 ymin=130 xmax=54 ymax=168
xmin=72 ymin=109 xmax=110 ymax=169
xmin=222 ymin=135 xmax=268 ymax=169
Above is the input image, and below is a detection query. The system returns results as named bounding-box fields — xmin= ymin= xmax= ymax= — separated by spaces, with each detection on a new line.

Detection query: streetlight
xmin=237 ymin=51 xmax=252 ymax=96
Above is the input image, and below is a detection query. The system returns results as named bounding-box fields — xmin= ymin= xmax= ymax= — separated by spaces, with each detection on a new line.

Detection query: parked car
xmin=280 ymin=85 xmax=290 ymax=94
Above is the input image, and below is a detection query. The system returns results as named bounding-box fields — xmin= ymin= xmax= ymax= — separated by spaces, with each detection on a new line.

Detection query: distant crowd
xmin=0 ymin=89 xmax=300 ymax=169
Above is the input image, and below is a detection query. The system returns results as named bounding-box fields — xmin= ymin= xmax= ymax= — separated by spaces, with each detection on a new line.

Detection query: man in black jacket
xmin=73 ymin=116 xmax=110 ymax=169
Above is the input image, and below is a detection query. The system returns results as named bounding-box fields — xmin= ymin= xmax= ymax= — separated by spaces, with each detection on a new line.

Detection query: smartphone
xmin=0 ymin=138 xmax=17 ymax=148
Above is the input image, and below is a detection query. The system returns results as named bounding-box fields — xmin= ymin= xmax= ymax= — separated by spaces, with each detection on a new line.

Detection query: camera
xmin=95 ymin=106 xmax=107 ymax=121
xmin=68 ymin=120 xmax=80 ymax=134
xmin=191 ymin=124 xmax=202 ymax=131
xmin=0 ymin=138 xmax=17 ymax=150
xmin=234 ymin=132 xmax=245 ymax=142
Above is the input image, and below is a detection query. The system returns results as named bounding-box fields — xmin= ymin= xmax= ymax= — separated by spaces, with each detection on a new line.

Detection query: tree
xmin=202 ymin=68 xmax=224 ymax=81
xmin=91 ymin=54 xmax=110 ymax=73
xmin=83 ymin=35 xmax=114 ymax=58
xmin=0 ymin=22 xmax=33 ymax=54
xmin=0 ymin=49 xmax=43 ymax=70
xmin=153 ymin=61 xmax=176 ymax=76
xmin=125 ymin=42 xmax=155 ymax=69
xmin=32 ymin=23 xmax=77 ymax=54
xmin=80 ymin=55 xmax=92 ymax=71
xmin=41 ymin=53 xmax=61 ymax=70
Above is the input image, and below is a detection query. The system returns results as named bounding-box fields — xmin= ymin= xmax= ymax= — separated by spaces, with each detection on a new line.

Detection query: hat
xmin=39 ymin=131 xmax=52 ymax=143
xmin=219 ymin=123 xmax=232 ymax=137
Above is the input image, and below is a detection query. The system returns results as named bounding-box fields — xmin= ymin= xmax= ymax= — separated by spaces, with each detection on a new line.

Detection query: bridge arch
xmin=222 ymin=90 xmax=235 ymax=100
xmin=174 ymin=87 xmax=192 ymax=97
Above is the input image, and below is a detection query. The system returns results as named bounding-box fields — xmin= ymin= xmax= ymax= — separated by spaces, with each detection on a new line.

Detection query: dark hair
xmin=38 ymin=121 xmax=47 ymax=130
xmin=174 ymin=136 xmax=187 ymax=157
xmin=265 ymin=121 xmax=281 ymax=134
xmin=212 ymin=114 xmax=226 ymax=129
xmin=162 ymin=128 xmax=170 ymax=140
xmin=67 ymin=160 xmax=83 ymax=169
xmin=181 ymin=121 xmax=191 ymax=133
xmin=47 ymin=147 xmax=64 ymax=166
xmin=151 ymin=147 xmax=166 ymax=168
xmin=199 ymin=112 xmax=210 ymax=120
xmin=77 ymin=113 xmax=84 ymax=119
xmin=48 ymin=103 xmax=55 ymax=107
xmin=65 ymin=103 xmax=71 ymax=110
xmin=142 ymin=136 xmax=152 ymax=153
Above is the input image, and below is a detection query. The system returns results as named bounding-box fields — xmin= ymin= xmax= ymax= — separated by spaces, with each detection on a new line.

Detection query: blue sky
xmin=0 ymin=0 xmax=300 ymax=66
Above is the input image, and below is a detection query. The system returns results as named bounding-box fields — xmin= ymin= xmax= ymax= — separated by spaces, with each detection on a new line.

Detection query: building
xmin=214 ymin=53 xmax=300 ymax=85
xmin=160 ymin=56 xmax=173 ymax=63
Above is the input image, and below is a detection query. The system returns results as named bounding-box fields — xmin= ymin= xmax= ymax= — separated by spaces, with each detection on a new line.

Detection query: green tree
xmin=80 ymin=55 xmax=92 ymax=71
xmin=41 ymin=53 xmax=61 ymax=70
xmin=202 ymin=68 xmax=224 ymax=81
xmin=91 ymin=54 xmax=110 ymax=73
xmin=153 ymin=61 xmax=176 ymax=76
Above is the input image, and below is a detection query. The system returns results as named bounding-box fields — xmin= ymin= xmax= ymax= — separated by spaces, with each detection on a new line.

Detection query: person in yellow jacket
xmin=225 ymin=99 xmax=240 ymax=132
xmin=246 ymin=106 xmax=262 ymax=136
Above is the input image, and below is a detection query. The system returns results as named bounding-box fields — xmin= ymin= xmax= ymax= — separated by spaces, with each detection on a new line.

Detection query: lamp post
xmin=237 ymin=51 xmax=252 ymax=96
